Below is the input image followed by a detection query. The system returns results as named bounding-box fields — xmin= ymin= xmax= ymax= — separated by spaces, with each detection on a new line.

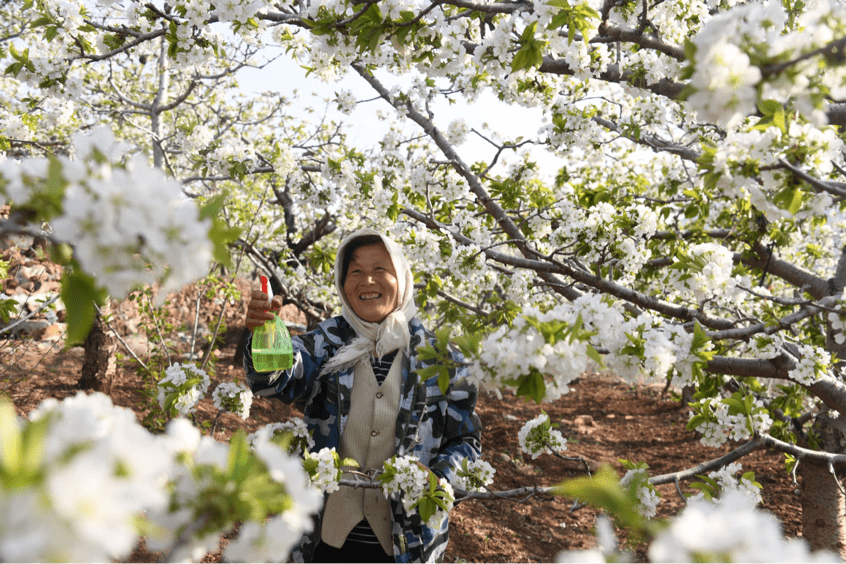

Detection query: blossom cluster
xmin=0 ymin=393 xmax=171 ymax=562
xmin=687 ymin=0 xmax=846 ymax=129
xmin=472 ymin=295 xmax=718 ymax=400
xmin=249 ymin=418 xmax=315 ymax=456
xmin=788 ymin=344 xmax=833 ymax=386
xmin=665 ymin=242 xmax=740 ymax=306
xmin=689 ymin=396 xmax=774 ymax=448
xmin=145 ymin=418 xmax=322 ymax=562
xmin=558 ymin=476 xmax=832 ymax=563
xmin=0 ymin=393 xmax=321 ymax=563
xmin=476 ymin=304 xmax=595 ymax=401
xmin=451 ymin=458 xmax=496 ymax=492
xmin=211 ymin=381 xmax=254 ymax=420
xmin=156 ymin=362 xmax=211 ymax=418
xmin=0 ymin=126 xmax=213 ymax=301
xmin=648 ymin=490 xmax=837 ymax=562
xmin=517 ymin=412 xmax=567 ymax=460
xmin=381 ymin=455 xmax=455 ymax=530
xmin=620 ymin=467 xmax=661 ymax=519
xmin=688 ymin=462 xmax=762 ymax=506
xmin=303 ymin=448 xmax=344 ymax=493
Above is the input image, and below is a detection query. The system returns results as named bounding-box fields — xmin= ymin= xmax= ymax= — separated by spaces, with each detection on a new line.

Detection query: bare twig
xmin=829 ymin=461 xmax=846 ymax=496
xmin=673 ymin=476 xmax=687 ymax=504
xmin=94 ymin=303 xmax=149 ymax=371
xmin=146 ymin=292 xmax=173 ymax=366
xmin=791 ymin=456 xmax=801 ymax=486
xmin=0 ymin=295 xmax=59 ymax=336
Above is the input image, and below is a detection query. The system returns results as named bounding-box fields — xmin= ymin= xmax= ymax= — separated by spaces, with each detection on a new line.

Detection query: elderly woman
xmin=242 ymin=228 xmax=482 ymax=563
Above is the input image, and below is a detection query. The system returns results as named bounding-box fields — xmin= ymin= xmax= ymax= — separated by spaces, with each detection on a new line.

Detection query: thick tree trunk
xmin=800 ymin=415 xmax=846 ymax=558
xmin=78 ymin=300 xmax=117 ymax=394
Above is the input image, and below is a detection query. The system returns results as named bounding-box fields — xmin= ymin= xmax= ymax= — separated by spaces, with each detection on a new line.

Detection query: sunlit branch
xmin=70 ymin=28 xmax=166 ymax=62
xmin=592 ymin=116 xmax=700 ymax=161
xmin=761 ymin=36 xmax=846 ymax=79
xmin=157 ymin=79 xmax=198 ymax=113
xmin=93 ymin=303 xmax=149 ymax=371
xmin=0 ymin=295 xmax=60 ymax=337
xmin=422 ymin=285 xmax=490 ymax=317
xmin=180 ymin=164 xmax=320 ymax=184
xmin=758 ymin=432 xmax=846 ymax=465
xmin=336 ymin=477 xmax=558 ymax=503
xmin=648 ymin=436 xmax=764 ymax=486
xmin=239 ymin=240 xmax=332 ymax=320
xmin=333 ymin=0 xmax=381 ymax=27
xmin=778 ymin=158 xmax=846 ymax=200
xmin=706 ymin=354 xmax=846 ymax=415
xmin=471 ymin=128 xmax=536 ymax=178
xmin=651 ymin=229 xmax=734 ymax=240
xmin=706 ymin=295 xmax=841 ymax=341
xmin=448 ymin=0 xmax=531 ymax=14
xmin=736 ymin=244 xmax=830 ymax=300
xmin=108 ymin=65 xmax=152 ymax=111
xmin=592 ymin=25 xmax=685 ymax=61
xmin=403 ymin=205 xmax=746 ymax=329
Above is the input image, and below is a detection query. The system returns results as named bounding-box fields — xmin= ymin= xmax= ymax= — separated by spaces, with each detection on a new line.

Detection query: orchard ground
xmin=3 ymin=250 xmax=801 ymax=563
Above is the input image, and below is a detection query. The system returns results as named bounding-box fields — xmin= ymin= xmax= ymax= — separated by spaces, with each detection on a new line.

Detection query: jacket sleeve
xmin=427 ymin=350 xmax=483 ymax=486
xmin=242 ymin=327 xmax=329 ymax=403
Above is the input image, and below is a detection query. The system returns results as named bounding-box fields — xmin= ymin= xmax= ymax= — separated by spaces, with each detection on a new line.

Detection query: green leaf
xmin=694 ymin=474 xmax=720 ymax=491
xmin=437 ymin=366 xmax=451 ymax=395
xmin=773 ymin=185 xmax=804 ymax=216
xmin=206 ymin=217 xmax=241 ymax=269
xmin=586 ymin=344 xmax=604 ymax=367
xmin=340 ymin=457 xmax=359 ymax=469
xmin=416 ymin=365 xmax=442 ymax=380
xmin=757 ymin=99 xmax=782 ymax=116
xmin=511 ymin=22 xmax=547 ymax=72
xmin=555 ymin=465 xmax=643 ymax=529
xmin=0 ymin=398 xmax=51 ymax=490
xmin=0 ymin=397 xmax=22 ymax=475
xmin=199 ymin=192 xmax=228 ymax=221
xmin=722 ymin=396 xmax=747 ymax=415
xmin=227 ymin=430 xmax=253 ymax=483
xmin=417 ymin=497 xmax=437 ymax=522
xmin=416 ymin=344 xmax=440 ymax=361
xmin=48 ymin=242 xmax=73 ymax=266
xmin=514 ymin=370 xmax=546 ymax=403
xmin=453 ymin=333 xmax=481 ymax=358
xmin=60 ymin=266 xmax=107 ymax=347
xmin=686 ymin=414 xmax=710 ymax=431
xmin=31 ymin=16 xmax=54 ymax=27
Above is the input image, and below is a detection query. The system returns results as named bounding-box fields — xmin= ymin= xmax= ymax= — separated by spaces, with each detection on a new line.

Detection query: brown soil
xmin=2 ymin=249 xmax=802 ymax=563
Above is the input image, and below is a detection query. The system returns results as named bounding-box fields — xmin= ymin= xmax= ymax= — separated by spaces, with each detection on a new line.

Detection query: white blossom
xmin=212 ymin=381 xmax=254 ymax=419
xmin=518 ymin=412 xmax=567 ymax=460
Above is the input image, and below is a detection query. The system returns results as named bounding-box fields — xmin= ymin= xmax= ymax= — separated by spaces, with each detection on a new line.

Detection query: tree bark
xmin=800 ymin=415 xmax=846 ymax=558
xmin=78 ymin=299 xmax=117 ymax=394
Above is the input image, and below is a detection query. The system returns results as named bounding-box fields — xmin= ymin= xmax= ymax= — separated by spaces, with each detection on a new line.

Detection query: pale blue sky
xmin=239 ymin=54 xmax=559 ymax=180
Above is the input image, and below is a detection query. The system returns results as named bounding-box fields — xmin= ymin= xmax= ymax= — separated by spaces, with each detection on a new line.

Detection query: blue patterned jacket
xmin=243 ymin=315 xmax=482 ymax=563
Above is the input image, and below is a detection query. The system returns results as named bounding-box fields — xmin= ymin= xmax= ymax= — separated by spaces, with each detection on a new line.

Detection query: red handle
xmin=261 ymin=275 xmax=269 ymax=313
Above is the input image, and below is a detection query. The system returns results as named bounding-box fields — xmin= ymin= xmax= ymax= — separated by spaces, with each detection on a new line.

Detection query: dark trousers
xmin=312 ymin=525 xmax=394 ymax=563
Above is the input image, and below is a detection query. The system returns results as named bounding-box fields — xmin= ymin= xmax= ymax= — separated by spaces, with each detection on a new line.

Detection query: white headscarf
xmin=319 ymin=228 xmax=418 ymax=376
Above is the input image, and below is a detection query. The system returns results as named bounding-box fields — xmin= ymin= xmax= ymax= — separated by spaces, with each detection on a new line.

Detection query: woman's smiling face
xmin=343 ymin=242 xmax=399 ymax=323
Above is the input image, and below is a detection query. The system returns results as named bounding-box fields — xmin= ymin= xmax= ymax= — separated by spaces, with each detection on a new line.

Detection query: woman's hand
xmin=245 ymin=287 xmax=284 ymax=332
